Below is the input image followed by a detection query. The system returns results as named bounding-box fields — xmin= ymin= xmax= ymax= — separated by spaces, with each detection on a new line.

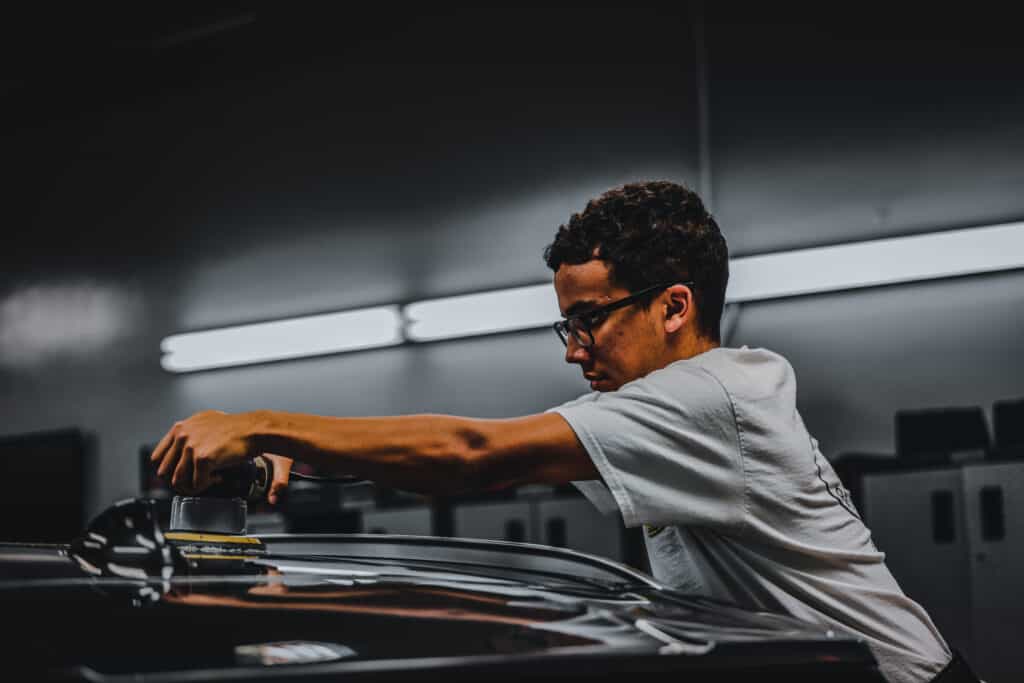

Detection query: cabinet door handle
xmin=546 ymin=517 xmax=567 ymax=547
xmin=980 ymin=486 xmax=1005 ymax=542
xmin=504 ymin=519 xmax=526 ymax=542
xmin=931 ymin=490 xmax=955 ymax=543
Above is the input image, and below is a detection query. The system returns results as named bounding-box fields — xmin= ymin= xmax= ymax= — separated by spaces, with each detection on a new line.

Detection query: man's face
xmin=553 ymin=260 xmax=666 ymax=392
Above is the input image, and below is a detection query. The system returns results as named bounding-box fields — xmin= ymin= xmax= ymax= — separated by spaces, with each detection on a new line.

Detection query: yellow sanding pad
xmin=165 ymin=531 xmax=263 ymax=545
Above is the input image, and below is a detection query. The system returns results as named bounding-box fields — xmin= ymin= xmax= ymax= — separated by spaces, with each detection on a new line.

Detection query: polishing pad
xmin=169 ymin=496 xmax=248 ymax=534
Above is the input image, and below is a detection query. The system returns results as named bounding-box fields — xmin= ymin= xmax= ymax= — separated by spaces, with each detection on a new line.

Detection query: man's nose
xmin=564 ymin=337 xmax=590 ymax=364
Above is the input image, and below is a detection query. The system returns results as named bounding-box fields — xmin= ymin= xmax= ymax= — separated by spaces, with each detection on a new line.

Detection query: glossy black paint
xmin=0 ymin=499 xmax=884 ymax=682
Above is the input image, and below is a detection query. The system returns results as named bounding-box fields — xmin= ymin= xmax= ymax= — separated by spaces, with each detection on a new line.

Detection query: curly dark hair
xmin=543 ymin=181 xmax=728 ymax=342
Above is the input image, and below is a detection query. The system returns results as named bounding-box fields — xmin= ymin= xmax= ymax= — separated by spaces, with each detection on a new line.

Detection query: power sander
xmin=166 ymin=455 xmax=364 ymax=535
xmin=168 ymin=455 xmax=275 ymax=535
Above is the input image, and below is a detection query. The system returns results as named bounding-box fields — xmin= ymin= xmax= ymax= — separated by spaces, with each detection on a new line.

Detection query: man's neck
xmin=670 ymin=336 xmax=720 ymax=364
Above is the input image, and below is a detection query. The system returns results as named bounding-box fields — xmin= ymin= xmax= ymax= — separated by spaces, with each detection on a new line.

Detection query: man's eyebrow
xmin=564 ymin=299 xmax=600 ymax=317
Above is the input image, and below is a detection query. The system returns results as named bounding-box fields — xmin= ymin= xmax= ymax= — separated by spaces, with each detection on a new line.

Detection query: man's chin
xmin=589 ymin=378 xmax=619 ymax=392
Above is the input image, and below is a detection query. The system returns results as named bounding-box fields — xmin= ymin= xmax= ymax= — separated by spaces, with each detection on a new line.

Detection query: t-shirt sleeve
xmin=544 ymin=394 xmax=622 ymax=515
xmin=549 ymin=364 xmax=746 ymax=531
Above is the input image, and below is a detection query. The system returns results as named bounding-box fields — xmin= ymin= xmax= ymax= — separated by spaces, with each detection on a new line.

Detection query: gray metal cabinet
xmin=862 ymin=468 xmax=972 ymax=658
xmin=453 ymin=501 xmax=533 ymax=543
xmin=535 ymin=497 xmax=622 ymax=561
xmin=863 ymin=461 xmax=1024 ymax=682
xmin=361 ymin=506 xmax=433 ymax=536
xmin=453 ymin=498 xmax=623 ymax=562
xmin=961 ymin=462 xmax=1024 ymax=683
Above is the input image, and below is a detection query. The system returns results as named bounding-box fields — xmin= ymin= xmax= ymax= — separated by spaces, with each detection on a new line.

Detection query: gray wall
xmin=1 ymin=7 xmax=698 ymax=516
xmin=2 ymin=6 xmax=1022 ymax=516
xmin=706 ymin=8 xmax=1024 ymax=456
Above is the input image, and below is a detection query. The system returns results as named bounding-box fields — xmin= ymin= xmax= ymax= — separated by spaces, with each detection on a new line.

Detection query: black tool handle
xmin=197 ymin=455 xmax=274 ymax=501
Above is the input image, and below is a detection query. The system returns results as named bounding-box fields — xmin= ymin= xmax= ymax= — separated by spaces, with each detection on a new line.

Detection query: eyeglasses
xmin=553 ymin=281 xmax=693 ymax=348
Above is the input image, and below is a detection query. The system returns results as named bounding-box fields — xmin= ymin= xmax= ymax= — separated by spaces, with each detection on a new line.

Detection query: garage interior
xmin=1 ymin=4 xmax=1022 ymax=681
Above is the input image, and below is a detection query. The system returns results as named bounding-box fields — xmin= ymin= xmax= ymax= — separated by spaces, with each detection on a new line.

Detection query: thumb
xmin=265 ymin=454 xmax=293 ymax=505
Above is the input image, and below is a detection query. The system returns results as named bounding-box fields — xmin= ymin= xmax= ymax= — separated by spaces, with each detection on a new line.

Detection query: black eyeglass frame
xmin=553 ymin=280 xmax=695 ymax=348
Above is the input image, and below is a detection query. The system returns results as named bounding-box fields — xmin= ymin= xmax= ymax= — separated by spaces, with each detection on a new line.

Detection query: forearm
xmin=247 ymin=410 xmax=484 ymax=495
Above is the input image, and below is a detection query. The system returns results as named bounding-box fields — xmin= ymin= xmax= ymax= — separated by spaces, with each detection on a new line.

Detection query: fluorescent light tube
xmin=159 ymin=222 xmax=1024 ymax=371
xmin=161 ymin=306 xmax=403 ymax=373
xmin=727 ymin=221 xmax=1024 ymax=303
xmin=403 ymin=285 xmax=557 ymax=342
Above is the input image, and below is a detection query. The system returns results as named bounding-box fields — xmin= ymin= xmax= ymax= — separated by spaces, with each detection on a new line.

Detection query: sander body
xmin=168 ymin=455 xmax=274 ymax=535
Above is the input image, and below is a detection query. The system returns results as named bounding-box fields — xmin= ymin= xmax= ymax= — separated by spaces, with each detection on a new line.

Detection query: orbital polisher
xmin=168 ymin=454 xmax=276 ymax=535
xmin=164 ymin=455 xmax=365 ymax=536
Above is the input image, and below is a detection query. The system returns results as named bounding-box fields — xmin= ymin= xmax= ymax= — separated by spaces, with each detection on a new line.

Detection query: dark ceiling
xmin=4 ymin=4 xmax=1019 ymax=112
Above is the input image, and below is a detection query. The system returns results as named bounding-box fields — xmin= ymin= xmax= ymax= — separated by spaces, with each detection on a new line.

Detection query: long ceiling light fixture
xmin=403 ymin=285 xmax=554 ymax=342
xmin=726 ymin=221 xmax=1024 ymax=303
xmin=161 ymin=221 xmax=1024 ymax=372
xmin=160 ymin=306 xmax=403 ymax=372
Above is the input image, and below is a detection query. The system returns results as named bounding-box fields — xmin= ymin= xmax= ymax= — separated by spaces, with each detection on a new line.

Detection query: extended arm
xmin=150 ymin=409 xmax=599 ymax=497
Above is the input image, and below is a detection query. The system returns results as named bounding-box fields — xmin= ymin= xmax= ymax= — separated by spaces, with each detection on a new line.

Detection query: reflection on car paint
xmin=0 ymin=498 xmax=883 ymax=680
xmin=235 ymin=640 xmax=358 ymax=666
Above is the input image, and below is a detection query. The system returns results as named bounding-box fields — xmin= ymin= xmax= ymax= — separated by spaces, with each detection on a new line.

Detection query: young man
xmin=151 ymin=181 xmax=963 ymax=683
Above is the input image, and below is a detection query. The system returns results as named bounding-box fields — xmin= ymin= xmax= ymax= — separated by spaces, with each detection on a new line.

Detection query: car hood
xmin=0 ymin=499 xmax=873 ymax=681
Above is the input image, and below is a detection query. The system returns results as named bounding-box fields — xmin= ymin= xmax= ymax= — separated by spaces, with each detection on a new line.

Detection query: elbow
xmin=397 ymin=419 xmax=504 ymax=497
xmin=435 ymin=424 xmax=499 ymax=496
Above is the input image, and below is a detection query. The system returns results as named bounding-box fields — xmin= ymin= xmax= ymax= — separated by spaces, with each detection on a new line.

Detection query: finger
xmin=157 ymin=435 xmax=186 ymax=481
xmin=172 ymin=446 xmax=194 ymax=491
xmin=193 ymin=451 xmax=217 ymax=492
xmin=271 ymin=456 xmax=293 ymax=486
xmin=190 ymin=469 xmax=223 ymax=495
xmin=150 ymin=425 xmax=177 ymax=464
xmin=268 ymin=475 xmax=289 ymax=504
xmin=268 ymin=455 xmax=293 ymax=505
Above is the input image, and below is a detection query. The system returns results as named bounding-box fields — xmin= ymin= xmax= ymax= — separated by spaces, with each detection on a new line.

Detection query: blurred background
xmin=1 ymin=4 xmax=1022 ymax=679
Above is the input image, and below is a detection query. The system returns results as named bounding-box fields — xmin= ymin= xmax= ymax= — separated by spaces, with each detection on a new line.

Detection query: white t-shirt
xmin=549 ymin=346 xmax=951 ymax=683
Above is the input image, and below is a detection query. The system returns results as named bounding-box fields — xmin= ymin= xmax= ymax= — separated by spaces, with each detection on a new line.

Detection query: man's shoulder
xmin=544 ymin=391 xmax=600 ymax=415
xmin=653 ymin=345 xmax=790 ymax=378
xmin=549 ymin=347 xmax=796 ymax=412
xmin=656 ymin=346 xmax=796 ymax=401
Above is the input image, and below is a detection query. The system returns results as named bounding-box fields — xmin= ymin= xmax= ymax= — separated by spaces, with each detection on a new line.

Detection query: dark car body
xmin=0 ymin=499 xmax=884 ymax=682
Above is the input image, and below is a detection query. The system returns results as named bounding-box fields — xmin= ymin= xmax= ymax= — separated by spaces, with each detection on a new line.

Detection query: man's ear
xmin=663 ymin=285 xmax=691 ymax=334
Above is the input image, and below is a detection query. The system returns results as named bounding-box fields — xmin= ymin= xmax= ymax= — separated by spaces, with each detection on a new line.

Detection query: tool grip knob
xmin=202 ymin=455 xmax=274 ymax=502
